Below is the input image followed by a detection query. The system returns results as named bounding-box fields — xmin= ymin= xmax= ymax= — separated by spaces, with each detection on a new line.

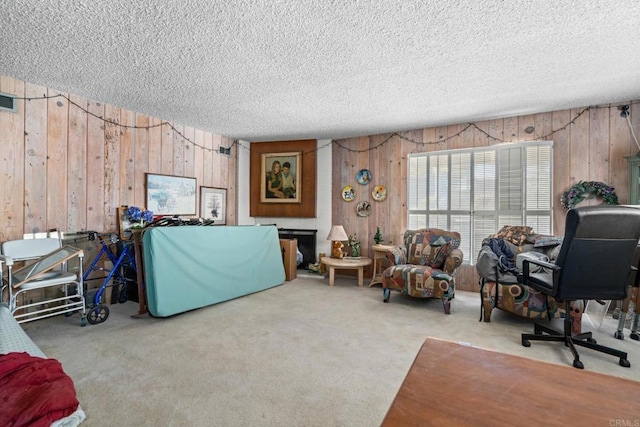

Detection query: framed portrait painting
xmin=260 ymin=151 xmax=301 ymax=203
xmin=249 ymin=140 xmax=316 ymax=218
xmin=145 ymin=173 xmax=197 ymax=216
xmin=200 ymin=186 xmax=227 ymax=225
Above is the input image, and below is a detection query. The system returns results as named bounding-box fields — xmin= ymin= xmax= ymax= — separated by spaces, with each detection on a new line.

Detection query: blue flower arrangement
xmin=126 ymin=206 xmax=154 ymax=228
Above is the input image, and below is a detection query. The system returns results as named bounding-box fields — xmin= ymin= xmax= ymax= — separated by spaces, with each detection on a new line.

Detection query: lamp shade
xmin=326 ymin=225 xmax=348 ymax=241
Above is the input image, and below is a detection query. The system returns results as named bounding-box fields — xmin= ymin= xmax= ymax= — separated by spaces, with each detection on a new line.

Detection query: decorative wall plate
xmin=356 ymin=169 xmax=372 ymax=185
xmin=356 ymin=201 xmax=372 ymax=217
xmin=372 ymin=185 xmax=387 ymax=201
xmin=342 ymin=185 xmax=355 ymax=201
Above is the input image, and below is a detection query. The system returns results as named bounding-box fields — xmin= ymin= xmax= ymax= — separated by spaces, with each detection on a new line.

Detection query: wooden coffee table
xmin=320 ymin=256 xmax=372 ymax=287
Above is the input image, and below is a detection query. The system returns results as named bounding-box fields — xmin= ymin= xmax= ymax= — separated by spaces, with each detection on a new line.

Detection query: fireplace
xmin=278 ymin=228 xmax=317 ymax=269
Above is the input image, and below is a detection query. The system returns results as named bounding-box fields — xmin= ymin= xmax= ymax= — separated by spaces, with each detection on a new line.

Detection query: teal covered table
xmin=142 ymin=226 xmax=285 ymax=317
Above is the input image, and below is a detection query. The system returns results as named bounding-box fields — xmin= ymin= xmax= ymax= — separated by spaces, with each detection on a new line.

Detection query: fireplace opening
xmin=278 ymin=228 xmax=317 ymax=269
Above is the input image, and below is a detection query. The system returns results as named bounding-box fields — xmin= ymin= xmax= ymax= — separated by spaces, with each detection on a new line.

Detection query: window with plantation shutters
xmin=408 ymin=141 xmax=553 ymax=265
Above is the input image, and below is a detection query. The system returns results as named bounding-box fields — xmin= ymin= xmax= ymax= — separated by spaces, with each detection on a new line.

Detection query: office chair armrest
xmin=0 ymin=254 xmax=14 ymax=267
xmin=522 ymin=258 xmax=559 ymax=277
xmin=521 ymin=258 xmax=559 ymax=294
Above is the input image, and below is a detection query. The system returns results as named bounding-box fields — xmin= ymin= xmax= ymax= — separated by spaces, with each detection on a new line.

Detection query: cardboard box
xmin=279 ymin=238 xmax=298 ymax=281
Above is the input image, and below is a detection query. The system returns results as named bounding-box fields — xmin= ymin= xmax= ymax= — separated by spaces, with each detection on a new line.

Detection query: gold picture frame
xmin=260 ymin=151 xmax=301 ymax=203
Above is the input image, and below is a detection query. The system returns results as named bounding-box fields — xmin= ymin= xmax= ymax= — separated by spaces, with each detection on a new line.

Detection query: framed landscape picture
xmin=200 ymin=186 xmax=227 ymax=224
xmin=260 ymin=151 xmax=301 ymax=203
xmin=145 ymin=173 xmax=197 ymax=216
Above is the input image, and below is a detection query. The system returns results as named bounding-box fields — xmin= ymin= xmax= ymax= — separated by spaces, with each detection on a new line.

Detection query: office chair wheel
xmin=522 ymin=339 xmax=531 ymax=347
xmin=614 ymin=331 xmax=625 ymax=340
xmin=87 ymin=304 xmax=109 ymax=325
xmin=572 ymin=360 xmax=584 ymax=369
xmin=586 ymin=337 xmax=597 ymax=344
xmin=383 ymin=288 xmax=390 ymax=303
xmin=619 ymin=358 xmax=631 ymax=368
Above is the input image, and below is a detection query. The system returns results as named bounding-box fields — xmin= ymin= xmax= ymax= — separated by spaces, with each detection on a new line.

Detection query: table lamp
xmin=327 ymin=225 xmax=348 ymax=259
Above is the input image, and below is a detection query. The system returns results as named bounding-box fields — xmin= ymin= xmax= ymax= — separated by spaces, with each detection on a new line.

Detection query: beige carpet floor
xmin=22 ymin=274 xmax=640 ymax=426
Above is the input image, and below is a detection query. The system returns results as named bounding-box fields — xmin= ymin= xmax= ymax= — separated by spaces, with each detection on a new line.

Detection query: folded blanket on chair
xmin=0 ymin=352 xmax=80 ymax=427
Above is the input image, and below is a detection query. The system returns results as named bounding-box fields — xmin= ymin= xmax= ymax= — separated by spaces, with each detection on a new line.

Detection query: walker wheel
xmin=620 ymin=358 xmax=631 ymax=368
xmin=573 ymin=360 xmax=584 ymax=369
xmin=586 ymin=337 xmax=597 ymax=344
xmin=522 ymin=339 xmax=531 ymax=348
xmin=87 ymin=304 xmax=109 ymax=325
xmin=614 ymin=331 xmax=625 ymax=340
xmin=118 ymin=285 xmax=129 ymax=304
xmin=630 ymin=332 xmax=640 ymax=341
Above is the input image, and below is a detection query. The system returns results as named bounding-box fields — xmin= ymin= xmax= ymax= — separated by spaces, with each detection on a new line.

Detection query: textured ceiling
xmin=1 ymin=1 xmax=640 ymax=142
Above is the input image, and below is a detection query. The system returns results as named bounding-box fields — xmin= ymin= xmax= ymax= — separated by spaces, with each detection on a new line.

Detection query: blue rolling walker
xmin=82 ymin=232 xmax=137 ymax=324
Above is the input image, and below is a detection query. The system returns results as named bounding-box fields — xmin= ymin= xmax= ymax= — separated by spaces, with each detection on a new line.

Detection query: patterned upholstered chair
xmin=476 ymin=225 xmax=583 ymax=334
xmin=382 ymin=228 xmax=463 ymax=314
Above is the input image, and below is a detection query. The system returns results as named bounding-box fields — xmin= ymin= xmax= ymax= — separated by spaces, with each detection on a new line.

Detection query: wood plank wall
xmin=333 ymin=102 xmax=640 ymax=291
xmin=0 ymin=75 xmax=237 ymax=241
xmin=3 ymin=73 xmax=637 ymax=294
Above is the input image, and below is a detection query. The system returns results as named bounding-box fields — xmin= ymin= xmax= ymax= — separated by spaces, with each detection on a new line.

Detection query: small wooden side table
xmin=369 ymin=244 xmax=395 ymax=287
xmin=320 ymin=256 xmax=372 ymax=287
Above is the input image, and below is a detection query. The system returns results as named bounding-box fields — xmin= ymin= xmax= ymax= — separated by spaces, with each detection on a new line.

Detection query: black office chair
xmin=520 ymin=205 xmax=640 ymax=369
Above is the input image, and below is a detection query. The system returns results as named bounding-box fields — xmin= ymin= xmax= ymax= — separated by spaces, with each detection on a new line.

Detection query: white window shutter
xmin=473 ymin=150 xmax=496 ymax=211
xmin=408 ymin=141 xmax=552 ymax=265
xmin=408 ymin=214 xmax=427 ymax=229
xmin=525 ymin=145 xmax=552 ymax=211
xmin=451 ymin=152 xmax=471 ymax=211
xmin=498 ymin=147 xmax=523 ymax=211
xmin=409 ymin=156 xmax=427 ymax=210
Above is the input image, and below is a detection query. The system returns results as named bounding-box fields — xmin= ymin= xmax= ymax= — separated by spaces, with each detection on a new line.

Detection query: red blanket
xmin=0 ymin=352 xmax=79 ymax=427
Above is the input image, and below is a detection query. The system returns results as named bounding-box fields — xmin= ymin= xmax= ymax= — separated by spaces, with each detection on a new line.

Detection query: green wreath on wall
xmin=560 ymin=180 xmax=619 ymax=210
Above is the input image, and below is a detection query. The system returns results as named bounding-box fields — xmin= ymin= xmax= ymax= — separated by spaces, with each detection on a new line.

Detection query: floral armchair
xmin=476 ymin=225 xmax=583 ymax=334
xmin=382 ymin=228 xmax=463 ymax=314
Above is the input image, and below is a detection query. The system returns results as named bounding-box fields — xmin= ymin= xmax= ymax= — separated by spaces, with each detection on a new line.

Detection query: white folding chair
xmin=1 ymin=236 xmax=87 ymax=325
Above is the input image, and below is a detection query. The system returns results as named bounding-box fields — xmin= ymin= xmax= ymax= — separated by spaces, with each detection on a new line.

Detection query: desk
xmin=369 ymin=244 xmax=394 ymax=287
xmin=382 ymin=338 xmax=640 ymax=426
xmin=320 ymin=257 xmax=372 ymax=287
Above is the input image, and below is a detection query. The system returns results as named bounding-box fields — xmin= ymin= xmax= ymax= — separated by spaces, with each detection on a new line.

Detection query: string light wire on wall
xmin=10 ymin=93 xmax=639 ymax=157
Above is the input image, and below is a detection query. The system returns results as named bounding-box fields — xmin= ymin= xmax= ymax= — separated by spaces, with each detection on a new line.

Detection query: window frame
xmin=407 ymin=141 xmax=553 ymax=264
